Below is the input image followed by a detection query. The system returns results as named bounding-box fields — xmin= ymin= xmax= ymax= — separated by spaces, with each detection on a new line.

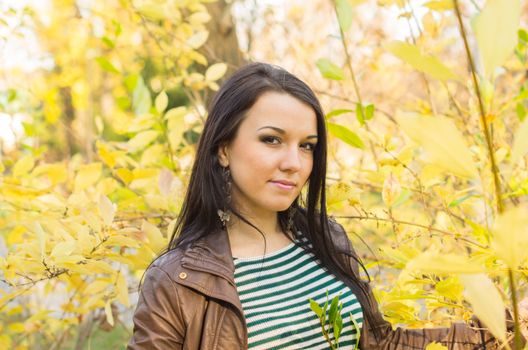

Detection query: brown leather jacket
xmin=128 ymin=223 xmax=506 ymax=349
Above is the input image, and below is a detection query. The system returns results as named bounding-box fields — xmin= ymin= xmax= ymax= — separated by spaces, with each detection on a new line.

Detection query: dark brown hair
xmin=167 ymin=62 xmax=379 ymax=336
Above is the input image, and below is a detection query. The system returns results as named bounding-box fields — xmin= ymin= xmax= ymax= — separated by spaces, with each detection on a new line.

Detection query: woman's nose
xmin=279 ymin=145 xmax=302 ymax=172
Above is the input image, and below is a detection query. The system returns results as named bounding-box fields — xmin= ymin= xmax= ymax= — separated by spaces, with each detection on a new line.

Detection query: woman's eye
xmin=301 ymin=143 xmax=316 ymax=151
xmin=261 ymin=136 xmax=281 ymax=144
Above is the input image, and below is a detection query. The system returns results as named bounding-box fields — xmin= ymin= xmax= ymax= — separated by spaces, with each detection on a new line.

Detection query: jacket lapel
xmin=178 ymin=229 xmax=245 ymax=317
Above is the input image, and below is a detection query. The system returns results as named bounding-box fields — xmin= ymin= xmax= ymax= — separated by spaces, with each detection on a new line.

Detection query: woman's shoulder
xmin=145 ymin=247 xmax=186 ymax=280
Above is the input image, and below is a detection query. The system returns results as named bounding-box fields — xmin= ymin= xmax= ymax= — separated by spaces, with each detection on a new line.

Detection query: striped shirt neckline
xmin=233 ymin=239 xmax=363 ymax=349
xmin=233 ymin=241 xmax=297 ymax=262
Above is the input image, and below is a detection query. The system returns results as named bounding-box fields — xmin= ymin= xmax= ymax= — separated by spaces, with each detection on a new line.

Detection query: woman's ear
xmin=217 ymin=143 xmax=229 ymax=167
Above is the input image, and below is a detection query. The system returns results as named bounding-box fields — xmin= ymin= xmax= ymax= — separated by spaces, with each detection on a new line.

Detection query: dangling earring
xmin=217 ymin=166 xmax=232 ymax=228
xmin=286 ymin=206 xmax=296 ymax=233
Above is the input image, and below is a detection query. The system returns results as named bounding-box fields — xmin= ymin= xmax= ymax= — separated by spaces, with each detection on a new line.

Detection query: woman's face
xmin=218 ymin=91 xmax=318 ymax=218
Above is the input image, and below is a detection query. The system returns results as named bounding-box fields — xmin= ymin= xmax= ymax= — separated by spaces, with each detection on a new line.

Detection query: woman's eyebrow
xmin=257 ymin=126 xmax=318 ymax=139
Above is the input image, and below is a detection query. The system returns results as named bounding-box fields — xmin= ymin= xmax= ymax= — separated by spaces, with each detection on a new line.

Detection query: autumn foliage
xmin=0 ymin=0 xmax=527 ymax=349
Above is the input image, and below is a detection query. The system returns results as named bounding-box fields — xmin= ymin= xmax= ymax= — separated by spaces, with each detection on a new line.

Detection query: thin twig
xmin=331 ymin=0 xmax=379 ymax=168
xmin=334 ymin=214 xmax=487 ymax=249
xmin=453 ymin=0 xmax=504 ymax=214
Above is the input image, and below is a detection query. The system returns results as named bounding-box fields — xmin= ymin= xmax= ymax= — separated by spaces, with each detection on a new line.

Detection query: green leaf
xmin=334 ymin=313 xmax=343 ymax=343
xmin=519 ymin=29 xmax=528 ymax=44
xmin=365 ymin=104 xmax=375 ymax=120
xmin=328 ymin=122 xmax=364 ymax=149
xmin=355 ymin=103 xmax=364 ymax=125
xmin=386 ymin=41 xmax=459 ymax=81
xmin=472 ymin=0 xmax=521 ymax=77
xmin=309 ymin=299 xmax=323 ymax=318
xmin=448 ymin=192 xmax=475 ymax=207
xmin=132 ymin=76 xmax=152 ymax=116
xmin=102 ymin=36 xmax=115 ymax=48
xmin=335 ymin=0 xmax=353 ymax=32
xmin=516 ymin=103 xmax=526 ymax=121
xmin=326 ymin=109 xmax=353 ymax=119
xmin=316 ymin=59 xmax=345 ymax=80
xmin=329 ymin=296 xmax=339 ymax=322
xmin=95 ymin=57 xmax=119 ymax=74
xmin=350 ymin=313 xmax=361 ymax=350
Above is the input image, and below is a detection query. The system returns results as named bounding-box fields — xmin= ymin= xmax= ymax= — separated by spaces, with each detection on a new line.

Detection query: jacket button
xmin=179 ymin=272 xmax=187 ymax=279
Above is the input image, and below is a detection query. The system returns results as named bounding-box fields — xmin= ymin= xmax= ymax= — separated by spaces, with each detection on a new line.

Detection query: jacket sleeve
xmin=360 ymin=313 xmax=504 ymax=350
xmin=328 ymin=220 xmax=512 ymax=349
xmin=127 ymin=266 xmax=186 ymax=350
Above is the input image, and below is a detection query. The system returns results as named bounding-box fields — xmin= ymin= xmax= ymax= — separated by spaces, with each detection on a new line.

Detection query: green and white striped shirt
xmin=233 ymin=240 xmax=363 ymax=349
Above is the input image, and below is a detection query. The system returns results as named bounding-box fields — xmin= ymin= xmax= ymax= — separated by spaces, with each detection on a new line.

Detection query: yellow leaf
xmin=32 ymin=163 xmax=68 ymax=185
xmin=164 ymin=106 xmax=187 ymax=121
xmin=137 ymin=3 xmax=166 ymax=21
xmin=473 ymin=0 xmax=521 ymax=77
xmin=396 ymin=113 xmax=479 ymax=179
xmin=105 ymin=300 xmax=115 ymax=326
xmin=7 ymin=226 xmax=26 ymax=245
xmin=326 ymin=182 xmax=354 ymax=206
xmin=386 ymin=41 xmax=459 ymax=81
xmin=205 ymin=63 xmax=227 ymax=82
xmin=187 ymin=30 xmax=209 ymax=49
xmin=142 ymin=220 xmax=166 ymax=254
xmin=406 ymin=252 xmax=484 ymax=274
xmin=12 ymin=155 xmax=35 ymax=177
xmin=53 ymin=254 xmax=84 ymax=265
xmin=116 ymin=272 xmax=130 ymax=306
xmin=76 ymin=226 xmax=96 ymax=255
xmin=116 ymin=168 xmax=134 ymax=185
xmin=74 ymin=163 xmax=102 ymax=192
xmin=140 ymin=144 xmax=164 ymax=166
xmin=158 ymin=168 xmax=174 ymax=196
xmin=84 ymin=280 xmax=109 ymax=295
xmin=423 ymin=0 xmax=452 ymax=11
xmin=382 ymin=172 xmax=401 ymax=207
xmin=425 ymin=342 xmax=448 ymax=350
xmin=155 ymin=90 xmax=168 ymax=114
xmin=96 ymin=141 xmax=117 ymax=168
xmin=511 ymin=118 xmax=528 ymax=165
xmin=460 ymin=274 xmax=507 ymax=343
xmin=0 ymin=335 xmax=12 ymax=348
xmin=492 ymin=206 xmax=528 ymax=268
xmin=98 ymin=195 xmax=116 ymax=226
xmin=86 ymin=260 xmax=115 ymax=274
xmin=144 ymin=194 xmax=169 ymax=210
xmin=128 ymin=130 xmax=158 ymax=152
xmin=8 ymin=322 xmax=25 ymax=333
xmin=50 ymin=241 xmax=76 ymax=258
xmin=33 ymin=222 xmax=46 ymax=259
xmin=105 ymin=235 xmax=140 ymax=248
xmin=96 ymin=178 xmax=119 ymax=195
xmin=187 ymin=11 xmax=211 ymax=25
xmin=435 ymin=276 xmax=463 ymax=301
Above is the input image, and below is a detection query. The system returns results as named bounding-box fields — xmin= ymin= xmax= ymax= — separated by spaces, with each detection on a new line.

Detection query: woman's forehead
xmin=240 ymin=92 xmax=318 ymax=135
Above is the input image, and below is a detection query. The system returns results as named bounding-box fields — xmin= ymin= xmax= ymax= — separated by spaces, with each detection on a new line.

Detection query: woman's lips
xmin=270 ymin=181 xmax=296 ymax=190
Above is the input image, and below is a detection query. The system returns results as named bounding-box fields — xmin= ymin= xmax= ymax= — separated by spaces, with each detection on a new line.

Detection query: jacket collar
xmin=179 ymin=228 xmax=244 ymax=316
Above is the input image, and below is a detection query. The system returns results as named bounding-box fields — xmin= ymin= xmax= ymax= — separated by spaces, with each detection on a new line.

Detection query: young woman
xmin=128 ymin=63 xmax=520 ymax=349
